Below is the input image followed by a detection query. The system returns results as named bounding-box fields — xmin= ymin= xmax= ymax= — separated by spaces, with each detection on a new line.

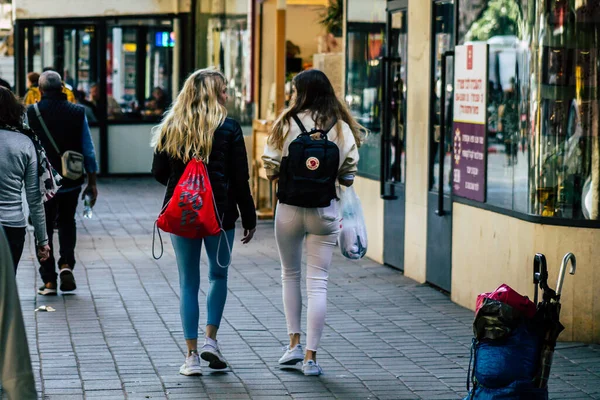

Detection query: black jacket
xmin=151 ymin=118 xmax=256 ymax=231
xmin=26 ymin=92 xmax=86 ymax=189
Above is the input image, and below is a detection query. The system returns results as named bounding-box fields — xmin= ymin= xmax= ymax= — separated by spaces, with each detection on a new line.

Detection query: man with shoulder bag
xmin=26 ymin=71 xmax=99 ymax=296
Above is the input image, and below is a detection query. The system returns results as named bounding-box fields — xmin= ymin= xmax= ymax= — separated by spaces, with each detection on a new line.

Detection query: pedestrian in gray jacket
xmin=0 ymin=87 xmax=50 ymax=270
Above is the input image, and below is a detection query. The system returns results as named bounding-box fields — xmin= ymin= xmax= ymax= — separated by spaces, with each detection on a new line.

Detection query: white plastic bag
xmin=339 ymin=186 xmax=368 ymax=260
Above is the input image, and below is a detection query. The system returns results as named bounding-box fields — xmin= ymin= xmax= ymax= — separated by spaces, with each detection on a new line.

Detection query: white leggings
xmin=275 ymin=201 xmax=340 ymax=351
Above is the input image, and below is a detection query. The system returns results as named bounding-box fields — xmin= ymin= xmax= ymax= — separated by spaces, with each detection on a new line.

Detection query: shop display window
xmin=104 ymin=20 xmax=174 ymax=123
xmin=206 ymin=15 xmax=253 ymax=125
xmin=459 ymin=0 xmax=600 ymax=221
xmin=345 ymin=0 xmax=386 ymax=179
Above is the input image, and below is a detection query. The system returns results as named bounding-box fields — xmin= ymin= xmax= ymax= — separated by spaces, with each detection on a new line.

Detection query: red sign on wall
xmin=453 ymin=43 xmax=488 ymax=203
xmin=467 ymin=45 xmax=474 ymax=70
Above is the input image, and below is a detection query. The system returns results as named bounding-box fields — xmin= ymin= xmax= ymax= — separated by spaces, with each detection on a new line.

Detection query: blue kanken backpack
xmin=277 ymin=114 xmax=339 ymax=208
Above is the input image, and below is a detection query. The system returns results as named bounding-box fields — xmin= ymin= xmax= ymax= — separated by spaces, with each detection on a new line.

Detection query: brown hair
xmin=269 ymin=69 xmax=367 ymax=150
xmin=0 ymin=87 xmax=25 ymax=127
xmin=28 ymin=72 xmax=40 ymax=87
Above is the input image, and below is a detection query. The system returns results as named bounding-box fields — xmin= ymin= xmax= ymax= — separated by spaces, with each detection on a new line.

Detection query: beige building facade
xmin=342 ymin=0 xmax=600 ymax=343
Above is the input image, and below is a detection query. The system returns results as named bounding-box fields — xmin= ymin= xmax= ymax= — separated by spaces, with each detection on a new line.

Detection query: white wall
xmin=0 ymin=3 xmax=12 ymax=30
xmin=347 ymin=0 xmax=386 ymax=23
xmin=107 ymin=125 xmax=155 ymax=174
xmin=0 ymin=56 xmax=13 ymax=86
xmin=199 ymin=0 xmax=248 ymax=14
xmin=286 ymin=5 xmax=325 ymax=65
xmin=353 ymin=177 xmax=385 ymax=264
xmin=13 ymin=0 xmax=191 ymax=19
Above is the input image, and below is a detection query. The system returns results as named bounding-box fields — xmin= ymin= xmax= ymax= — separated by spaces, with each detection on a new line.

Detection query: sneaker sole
xmin=279 ymin=356 xmax=304 ymax=366
xmin=303 ymin=368 xmax=322 ymax=376
xmin=200 ymin=351 xmax=228 ymax=370
xmin=37 ymin=289 xmax=57 ymax=296
xmin=179 ymin=368 xmax=202 ymax=376
xmin=60 ymin=270 xmax=77 ymax=292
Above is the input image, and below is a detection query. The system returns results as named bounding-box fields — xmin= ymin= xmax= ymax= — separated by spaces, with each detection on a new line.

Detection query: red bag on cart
xmin=156 ymin=159 xmax=221 ymax=239
xmin=476 ymin=284 xmax=536 ymax=319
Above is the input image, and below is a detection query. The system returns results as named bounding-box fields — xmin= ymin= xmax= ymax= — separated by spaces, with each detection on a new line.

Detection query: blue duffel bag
xmin=464 ymin=322 xmax=547 ymax=399
xmin=474 ymin=323 xmax=540 ymax=388
xmin=464 ymin=380 xmax=548 ymax=400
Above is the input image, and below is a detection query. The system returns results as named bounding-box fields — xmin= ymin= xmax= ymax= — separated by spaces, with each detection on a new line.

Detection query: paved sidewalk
xmin=7 ymin=178 xmax=600 ymax=400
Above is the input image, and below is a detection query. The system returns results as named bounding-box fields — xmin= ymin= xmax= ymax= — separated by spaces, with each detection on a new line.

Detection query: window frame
xmin=344 ymin=12 xmax=387 ymax=181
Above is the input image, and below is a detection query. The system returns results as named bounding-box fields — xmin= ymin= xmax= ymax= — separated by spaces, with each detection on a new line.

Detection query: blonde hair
xmin=151 ymin=69 xmax=227 ymax=162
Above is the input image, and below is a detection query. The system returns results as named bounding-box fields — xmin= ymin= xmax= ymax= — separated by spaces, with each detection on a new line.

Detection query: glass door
xmin=382 ymin=2 xmax=408 ymax=270
xmin=426 ymin=0 xmax=455 ymax=292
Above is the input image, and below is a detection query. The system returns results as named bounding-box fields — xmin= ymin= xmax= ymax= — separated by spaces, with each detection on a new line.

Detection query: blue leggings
xmin=170 ymin=229 xmax=235 ymax=340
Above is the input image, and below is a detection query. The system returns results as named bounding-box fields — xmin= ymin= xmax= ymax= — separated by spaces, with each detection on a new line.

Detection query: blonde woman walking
xmin=263 ymin=69 xmax=364 ymax=376
xmin=152 ymin=69 xmax=256 ymax=376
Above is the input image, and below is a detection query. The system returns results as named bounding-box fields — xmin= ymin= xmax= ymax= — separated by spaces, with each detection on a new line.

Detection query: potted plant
xmin=319 ymin=0 xmax=342 ymax=38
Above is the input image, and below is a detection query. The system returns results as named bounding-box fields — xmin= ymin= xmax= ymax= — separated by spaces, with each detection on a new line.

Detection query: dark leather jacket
xmin=151 ymin=118 xmax=256 ymax=231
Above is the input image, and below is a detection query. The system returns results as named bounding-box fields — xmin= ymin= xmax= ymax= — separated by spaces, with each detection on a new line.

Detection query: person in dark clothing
xmin=145 ymin=86 xmax=170 ymax=116
xmin=0 ymin=226 xmax=37 ymax=400
xmin=151 ymin=68 xmax=256 ymax=376
xmin=26 ymin=71 xmax=99 ymax=296
xmin=0 ymin=77 xmax=10 ymax=90
xmin=74 ymin=89 xmax=98 ymax=123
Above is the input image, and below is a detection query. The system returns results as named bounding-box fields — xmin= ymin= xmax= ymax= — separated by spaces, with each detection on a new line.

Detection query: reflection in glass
xmin=431 ymin=0 xmax=454 ymax=193
xmin=106 ymin=27 xmax=136 ymax=120
xmin=105 ymin=21 xmax=175 ymax=122
xmin=459 ymin=0 xmax=600 ymax=220
xmin=346 ymin=0 xmax=386 ymax=179
xmin=206 ymin=14 xmax=252 ymax=125
xmin=386 ymin=11 xmax=408 ymax=184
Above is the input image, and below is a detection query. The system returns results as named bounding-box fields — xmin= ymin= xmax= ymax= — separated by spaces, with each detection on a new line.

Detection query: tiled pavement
xmin=6 ymin=178 xmax=600 ymax=400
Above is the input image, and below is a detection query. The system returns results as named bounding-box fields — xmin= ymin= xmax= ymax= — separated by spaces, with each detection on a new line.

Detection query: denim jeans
xmin=171 ymin=229 xmax=235 ymax=340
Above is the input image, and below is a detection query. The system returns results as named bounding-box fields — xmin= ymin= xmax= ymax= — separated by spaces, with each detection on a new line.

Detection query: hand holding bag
xmin=339 ymin=186 xmax=368 ymax=260
xmin=33 ymin=103 xmax=84 ymax=181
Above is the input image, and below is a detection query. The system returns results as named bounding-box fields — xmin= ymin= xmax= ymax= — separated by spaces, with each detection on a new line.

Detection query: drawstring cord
xmin=152 ymin=220 xmax=164 ymax=260
xmin=207 ymin=163 xmax=232 ymax=269
xmin=152 ymin=199 xmax=170 ymax=260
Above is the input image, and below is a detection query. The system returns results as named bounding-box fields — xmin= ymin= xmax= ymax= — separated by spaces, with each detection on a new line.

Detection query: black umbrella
xmin=533 ymin=252 xmax=576 ymax=389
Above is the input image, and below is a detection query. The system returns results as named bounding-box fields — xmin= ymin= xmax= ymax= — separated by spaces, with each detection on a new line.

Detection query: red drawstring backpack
xmin=153 ymin=159 xmax=230 ymax=263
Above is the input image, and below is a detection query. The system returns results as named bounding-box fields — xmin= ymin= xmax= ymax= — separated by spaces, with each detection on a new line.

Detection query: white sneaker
xmin=179 ymin=352 xmax=202 ymax=376
xmin=200 ymin=339 xmax=229 ymax=370
xmin=302 ymin=360 xmax=322 ymax=376
xmin=278 ymin=344 xmax=304 ymax=365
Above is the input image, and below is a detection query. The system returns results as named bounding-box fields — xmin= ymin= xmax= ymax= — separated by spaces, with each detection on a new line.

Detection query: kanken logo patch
xmin=306 ymin=157 xmax=320 ymax=170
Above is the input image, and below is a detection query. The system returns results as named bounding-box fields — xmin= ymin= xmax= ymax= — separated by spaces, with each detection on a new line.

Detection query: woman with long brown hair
xmin=0 ymin=87 xmax=50 ymax=271
xmin=152 ymin=69 xmax=256 ymax=376
xmin=263 ymin=69 xmax=365 ymax=376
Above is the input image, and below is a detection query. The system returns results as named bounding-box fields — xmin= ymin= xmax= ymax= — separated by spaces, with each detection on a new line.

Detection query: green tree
xmin=466 ymin=0 xmax=522 ymax=42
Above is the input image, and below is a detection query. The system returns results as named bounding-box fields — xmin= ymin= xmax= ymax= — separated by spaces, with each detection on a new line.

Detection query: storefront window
xmin=196 ymin=0 xmax=253 ymax=126
xmin=207 ymin=15 xmax=252 ymax=125
xmin=459 ymin=0 xmax=600 ymax=221
xmin=105 ymin=19 xmax=174 ymax=122
xmin=346 ymin=0 xmax=386 ymax=179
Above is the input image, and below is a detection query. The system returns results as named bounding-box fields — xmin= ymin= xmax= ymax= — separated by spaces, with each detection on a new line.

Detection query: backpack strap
xmin=33 ymin=103 xmax=62 ymax=156
xmin=291 ymin=114 xmax=309 ymax=134
xmin=320 ymin=117 xmax=338 ymax=136
xmin=292 ymin=114 xmax=339 ymax=138
xmin=309 ymin=117 xmax=338 ymax=139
